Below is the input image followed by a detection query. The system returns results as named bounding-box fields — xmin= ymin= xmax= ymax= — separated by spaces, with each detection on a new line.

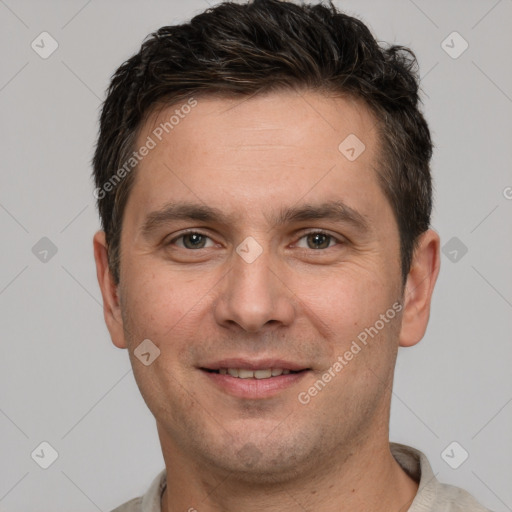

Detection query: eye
xmin=169 ymin=231 xmax=216 ymax=250
xmin=166 ymin=230 xmax=342 ymax=251
xmin=295 ymin=231 xmax=341 ymax=250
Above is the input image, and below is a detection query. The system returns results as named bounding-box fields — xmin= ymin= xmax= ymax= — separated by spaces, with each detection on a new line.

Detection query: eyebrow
xmin=140 ymin=200 xmax=370 ymax=236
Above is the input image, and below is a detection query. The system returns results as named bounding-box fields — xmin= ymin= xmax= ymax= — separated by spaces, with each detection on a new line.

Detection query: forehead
xmin=141 ymin=90 xmax=379 ymax=163
xmin=127 ymin=90 xmax=389 ymax=229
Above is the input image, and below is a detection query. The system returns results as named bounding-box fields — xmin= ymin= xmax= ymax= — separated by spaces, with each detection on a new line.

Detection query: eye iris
xmin=307 ymin=233 xmax=330 ymax=249
xmin=183 ymin=233 xmax=206 ymax=249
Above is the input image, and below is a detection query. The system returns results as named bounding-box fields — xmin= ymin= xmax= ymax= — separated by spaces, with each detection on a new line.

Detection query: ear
xmin=93 ymin=230 xmax=127 ymax=349
xmin=399 ymin=229 xmax=441 ymax=347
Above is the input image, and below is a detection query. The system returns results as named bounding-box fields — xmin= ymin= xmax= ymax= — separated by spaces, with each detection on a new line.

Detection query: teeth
xmin=218 ymin=368 xmax=295 ymax=379
xmin=254 ymin=369 xmax=272 ymax=379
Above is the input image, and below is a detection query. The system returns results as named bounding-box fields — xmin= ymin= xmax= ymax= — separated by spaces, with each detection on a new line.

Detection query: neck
xmin=160 ymin=438 xmax=418 ymax=512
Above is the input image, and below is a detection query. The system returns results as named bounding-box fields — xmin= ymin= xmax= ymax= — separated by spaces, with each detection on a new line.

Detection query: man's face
xmin=107 ymin=91 xmax=407 ymax=479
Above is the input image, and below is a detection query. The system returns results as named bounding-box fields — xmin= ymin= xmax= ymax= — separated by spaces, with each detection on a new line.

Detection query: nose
xmin=213 ymin=242 xmax=296 ymax=333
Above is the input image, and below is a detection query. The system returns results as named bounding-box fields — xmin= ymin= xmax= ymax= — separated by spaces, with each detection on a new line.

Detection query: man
xmin=92 ymin=1 xmax=491 ymax=510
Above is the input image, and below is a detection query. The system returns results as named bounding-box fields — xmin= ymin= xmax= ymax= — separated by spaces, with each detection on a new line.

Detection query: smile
xmin=200 ymin=365 xmax=310 ymax=399
xmin=204 ymin=368 xmax=300 ymax=379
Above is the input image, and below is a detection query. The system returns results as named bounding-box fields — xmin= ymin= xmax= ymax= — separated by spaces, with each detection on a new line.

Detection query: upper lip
xmin=200 ymin=358 xmax=309 ymax=371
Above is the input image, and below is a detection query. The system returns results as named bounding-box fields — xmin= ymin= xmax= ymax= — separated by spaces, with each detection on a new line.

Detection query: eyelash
xmin=166 ymin=229 xmax=344 ymax=250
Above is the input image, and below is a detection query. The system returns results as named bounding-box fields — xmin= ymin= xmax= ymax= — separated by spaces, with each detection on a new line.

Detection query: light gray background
xmin=1 ymin=0 xmax=511 ymax=510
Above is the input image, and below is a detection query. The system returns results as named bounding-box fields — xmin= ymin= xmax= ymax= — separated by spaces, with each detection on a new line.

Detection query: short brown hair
xmin=92 ymin=0 xmax=433 ymax=285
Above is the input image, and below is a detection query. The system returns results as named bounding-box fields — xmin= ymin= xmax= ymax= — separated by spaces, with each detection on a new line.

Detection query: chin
xmin=200 ymin=430 xmax=316 ymax=484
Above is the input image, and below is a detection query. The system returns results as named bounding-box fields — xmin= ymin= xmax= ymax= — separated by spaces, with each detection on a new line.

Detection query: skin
xmin=94 ymin=90 xmax=440 ymax=511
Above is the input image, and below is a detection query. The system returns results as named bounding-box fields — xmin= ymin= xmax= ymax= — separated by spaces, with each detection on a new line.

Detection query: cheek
xmin=120 ymin=267 xmax=199 ymax=344
xmin=314 ymin=266 xmax=392 ymax=320
xmin=302 ymin=264 xmax=401 ymax=363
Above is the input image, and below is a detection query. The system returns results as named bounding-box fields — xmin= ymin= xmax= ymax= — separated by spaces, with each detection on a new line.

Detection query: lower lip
xmin=201 ymin=370 xmax=309 ymax=399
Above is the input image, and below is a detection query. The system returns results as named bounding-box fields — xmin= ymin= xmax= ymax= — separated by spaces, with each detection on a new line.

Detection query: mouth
xmin=201 ymin=367 xmax=305 ymax=379
xmin=199 ymin=360 xmax=311 ymax=399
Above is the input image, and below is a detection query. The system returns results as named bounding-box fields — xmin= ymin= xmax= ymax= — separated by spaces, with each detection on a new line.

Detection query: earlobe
xmin=93 ymin=231 xmax=127 ymax=349
xmin=398 ymin=229 xmax=441 ymax=348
